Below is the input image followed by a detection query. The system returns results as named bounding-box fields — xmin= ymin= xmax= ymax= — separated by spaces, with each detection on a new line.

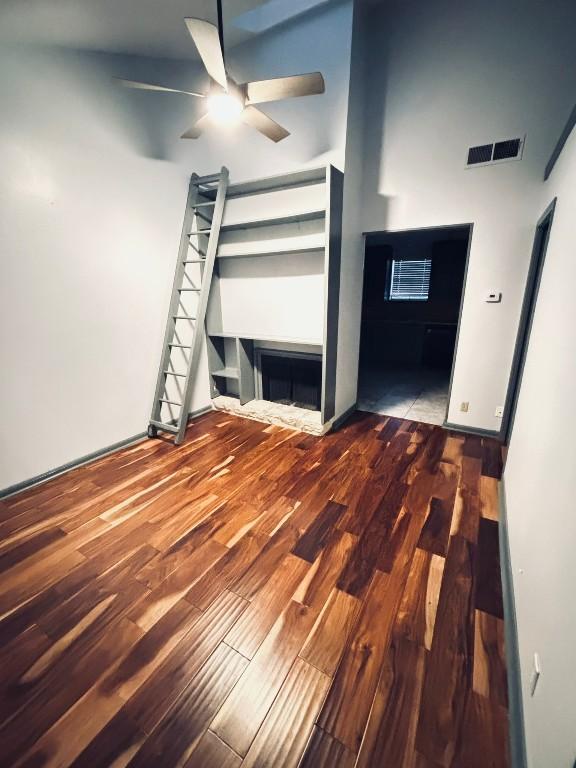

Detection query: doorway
xmin=358 ymin=225 xmax=471 ymax=425
xmin=501 ymin=199 xmax=556 ymax=443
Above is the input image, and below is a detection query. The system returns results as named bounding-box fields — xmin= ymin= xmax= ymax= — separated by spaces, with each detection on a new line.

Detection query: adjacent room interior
xmin=358 ymin=226 xmax=469 ymax=425
xmin=1 ymin=1 xmax=575 ymax=767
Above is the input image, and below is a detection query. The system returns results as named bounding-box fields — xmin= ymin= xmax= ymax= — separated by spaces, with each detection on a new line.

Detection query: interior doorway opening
xmin=358 ymin=225 xmax=471 ymax=425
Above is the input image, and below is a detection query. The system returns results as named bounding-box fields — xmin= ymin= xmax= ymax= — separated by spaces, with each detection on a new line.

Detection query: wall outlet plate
xmin=460 ymin=401 xmax=469 ymax=413
xmin=495 ymin=406 xmax=504 ymax=418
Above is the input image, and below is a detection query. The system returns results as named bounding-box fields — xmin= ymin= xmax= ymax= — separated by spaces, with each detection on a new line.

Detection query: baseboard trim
xmin=329 ymin=402 xmax=358 ymax=431
xmin=0 ymin=405 xmax=214 ymax=500
xmin=498 ymin=478 xmax=528 ymax=768
xmin=443 ymin=421 xmax=500 ymax=438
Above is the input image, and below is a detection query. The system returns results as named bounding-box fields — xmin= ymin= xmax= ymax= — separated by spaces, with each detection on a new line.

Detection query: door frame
xmin=360 ymin=223 xmax=474 ymax=426
xmin=500 ymin=198 xmax=557 ymax=443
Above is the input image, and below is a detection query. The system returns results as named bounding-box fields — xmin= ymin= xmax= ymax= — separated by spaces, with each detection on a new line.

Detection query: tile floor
xmin=357 ymin=366 xmax=450 ymax=426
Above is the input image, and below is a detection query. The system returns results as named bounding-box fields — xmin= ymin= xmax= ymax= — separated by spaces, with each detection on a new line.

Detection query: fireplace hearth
xmin=259 ymin=352 xmax=322 ymax=412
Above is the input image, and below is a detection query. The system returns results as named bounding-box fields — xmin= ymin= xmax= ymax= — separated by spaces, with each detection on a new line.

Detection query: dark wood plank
xmin=292 ymin=500 xmax=347 ymax=562
xmin=355 ymin=637 xmax=426 ymax=768
xmin=475 ymin=518 xmax=504 ymax=619
xmin=415 ymin=535 xmax=475 ymax=767
xmin=481 ymin=438 xmax=503 ymax=479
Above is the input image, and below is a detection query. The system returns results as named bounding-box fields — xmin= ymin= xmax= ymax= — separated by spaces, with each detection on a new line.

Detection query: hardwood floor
xmin=0 ymin=410 xmax=509 ymax=767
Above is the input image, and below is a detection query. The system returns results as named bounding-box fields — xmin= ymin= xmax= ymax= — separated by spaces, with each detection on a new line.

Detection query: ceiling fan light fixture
xmin=207 ymin=91 xmax=244 ymax=123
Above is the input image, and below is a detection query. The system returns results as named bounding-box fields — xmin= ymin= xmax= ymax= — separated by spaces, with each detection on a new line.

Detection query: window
xmin=386 ymin=258 xmax=432 ymax=301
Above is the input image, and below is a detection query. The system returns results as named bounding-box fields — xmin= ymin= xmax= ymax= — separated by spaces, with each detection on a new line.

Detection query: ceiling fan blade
xmin=181 ymin=113 xmax=211 ymax=139
xmin=184 ymin=18 xmax=227 ymax=90
xmin=241 ymin=106 xmax=290 ymax=143
xmin=115 ymin=78 xmax=204 ymax=98
xmin=243 ymin=72 xmax=325 ymax=105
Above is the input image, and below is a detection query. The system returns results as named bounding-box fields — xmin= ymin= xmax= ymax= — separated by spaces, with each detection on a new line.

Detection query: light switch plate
xmin=530 ymin=652 xmax=541 ymax=696
xmin=495 ymin=406 xmax=504 ymax=418
xmin=460 ymin=401 xmax=469 ymax=413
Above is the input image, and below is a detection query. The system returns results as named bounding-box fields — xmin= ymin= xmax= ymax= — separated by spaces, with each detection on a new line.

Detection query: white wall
xmin=0 ymin=1 xmax=353 ymax=490
xmin=504 ymin=126 xmax=576 ymax=768
xmin=0 ymin=44 xmax=207 ymax=490
xmin=334 ymin=0 xmax=369 ymax=418
xmin=340 ymin=0 xmax=576 ymax=430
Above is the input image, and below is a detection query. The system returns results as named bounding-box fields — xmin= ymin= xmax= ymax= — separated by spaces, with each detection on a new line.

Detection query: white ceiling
xmin=0 ymin=0 xmax=268 ymax=60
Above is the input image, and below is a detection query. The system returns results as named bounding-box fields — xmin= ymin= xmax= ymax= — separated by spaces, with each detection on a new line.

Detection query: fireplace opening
xmin=260 ymin=353 xmax=322 ymax=412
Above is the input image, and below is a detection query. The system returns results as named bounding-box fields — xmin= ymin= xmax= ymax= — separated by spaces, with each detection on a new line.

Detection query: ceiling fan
xmin=116 ymin=0 xmax=325 ymax=142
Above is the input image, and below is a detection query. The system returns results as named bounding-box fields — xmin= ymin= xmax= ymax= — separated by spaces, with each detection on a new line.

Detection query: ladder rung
xmin=188 ymin=230 xmax=212 ymax=236
xmin=173 ymin=315 xmax=196 ymax=320
xmin=183 ymin=259 xmax=205 ymax=264
xmin=168 ymin=343 xmax=191 ymax=348
xmin=178 ymin=288 xmax=201 ymax=292
xmin=164 ymin=370 xmax=187 ymax=378
xmin=195 ymin=173 xmax=221 ymax=184
xmin=150 ymin=420 xmax=179 ymax=434
xmin=193 ymin=200 xmax=216 ymax=208
xmin=159 ymin=398 xmax=183 ymax=407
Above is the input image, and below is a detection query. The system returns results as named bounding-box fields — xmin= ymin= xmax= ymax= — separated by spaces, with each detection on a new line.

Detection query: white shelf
xmin=220 ymin=209 xmax=325 ymax=232
xmin=211 ymin=367 xmax=239 ymax=379
xmin=208 ymin=331 xmax=323 ymax=347
xmin=226 ymin=166 xmax=327 ymax=198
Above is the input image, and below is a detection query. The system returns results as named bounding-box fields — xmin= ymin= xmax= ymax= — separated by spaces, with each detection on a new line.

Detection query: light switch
xmin=530 ymin=652 xmax=541 ymax=696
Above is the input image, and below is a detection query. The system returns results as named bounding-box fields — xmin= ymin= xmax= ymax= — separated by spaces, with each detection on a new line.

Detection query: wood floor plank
xmin=472 ymin=609 xmax=508 ymax=708
xmin=481 ymin=438 xmax=503 ymax=480
xmin=291 ymin=501 xmax=347 ymax=563
xmin=298 ymin=726 xmax=356 ymax=768
xmin=224 ymin=552 xmax=310 ymax=659
xmin=127 ymin=642 xmax=248 ymax=767
xmin=184 ymin=730 xmax=242 ymax=768
xmin=415 ymin=535 xmax=475 ymax=767
xmin=450 ymin=456 xmax=482 ymax=542
xmin=479 ymin=476 xmax=500 ymax=521
xmin=300 ymin=588 xmax=361 ymax=676
xmin=124 ymin=590 xmax=248 ymax=734
xmin=316 ymin=569 xmax=405 ymax=753
xmin=355 ymin=637 xmax=426 ymax=768
xmin=242 ymin=657 xmax=331 ymax=768
xmin=0 ymin=617 xmax=144 ymax=765
xmin=210 ymin=600 xmax=317 ymax=757
xmin=395 ymin=547 xmax=445 ymax=650
xmin=475 ymin=518 xmax=504 ymax=619
xmin=0 ymin=411 xmax=508 ymax=768
xmin=185 ymin=530 xmax=268 ymax=611
xmin=452 ymin=692 xmax=509 ymax=768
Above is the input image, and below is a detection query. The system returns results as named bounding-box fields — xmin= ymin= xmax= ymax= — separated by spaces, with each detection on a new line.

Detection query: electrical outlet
xmin=460 ymin=401 xmax=469 ymax=413
xmin=495 ymin=406 xmax=504 ymax=418
xmin=530 ymin=652 xmax=541 ymax=696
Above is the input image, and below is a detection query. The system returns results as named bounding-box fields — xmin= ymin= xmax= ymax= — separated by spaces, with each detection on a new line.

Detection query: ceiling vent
xmin=466 ymin=136 xmax=525 ymax=168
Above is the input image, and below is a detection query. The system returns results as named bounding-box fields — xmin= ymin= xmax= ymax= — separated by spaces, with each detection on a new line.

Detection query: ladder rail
xmin=176 ymin=167 xmax=229 ymax=443
xmin=149 ymin=174 xmax=200 ymax=427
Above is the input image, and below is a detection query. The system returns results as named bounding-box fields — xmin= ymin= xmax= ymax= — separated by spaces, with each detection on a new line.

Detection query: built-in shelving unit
xmin=202 ymin=165 xmax=343 ymax=424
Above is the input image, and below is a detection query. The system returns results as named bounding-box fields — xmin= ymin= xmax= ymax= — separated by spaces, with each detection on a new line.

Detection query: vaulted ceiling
xmin=0 ymin=0 xmax=333 ymax=60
